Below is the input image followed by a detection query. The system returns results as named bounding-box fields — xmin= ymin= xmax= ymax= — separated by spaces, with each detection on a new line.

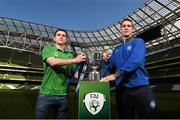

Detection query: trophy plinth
xmin=88 ymin=52 xmax=101 ymax=81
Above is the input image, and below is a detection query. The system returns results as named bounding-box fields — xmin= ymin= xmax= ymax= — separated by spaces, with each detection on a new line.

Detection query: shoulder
xmin=114 ymin=43 xmax=123 ymax=50
xmin=132 ymin=38 xmax=145 ymax=43
xmin=43 ymin=44 xmax=55 ymax=50
xmin=130 ymin=38 xmax=145 ymax=47
xmin=42 ymin=44 xmax=56 ymax=54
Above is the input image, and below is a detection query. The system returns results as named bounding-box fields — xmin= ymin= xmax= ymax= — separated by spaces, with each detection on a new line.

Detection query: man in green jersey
xmin=35 ymin=29 xmax=87 ymax=119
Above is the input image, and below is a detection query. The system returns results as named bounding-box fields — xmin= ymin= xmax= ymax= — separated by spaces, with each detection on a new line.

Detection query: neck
xmin=122 ymin=36 xmax=133 ymax=43
xmin=55 ymin=44 xmax=65 ymax=52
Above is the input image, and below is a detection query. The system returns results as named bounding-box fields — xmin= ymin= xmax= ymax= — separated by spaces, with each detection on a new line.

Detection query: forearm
xmin=114 ymin=70 xmax=125 ymax=79
xmin=46 ymin=57 xmax=77 ymax=67
xmin=46 ymin=53 xmax=86 ymax=67
xmin=100 ymin=70 xmax=125 ymax=82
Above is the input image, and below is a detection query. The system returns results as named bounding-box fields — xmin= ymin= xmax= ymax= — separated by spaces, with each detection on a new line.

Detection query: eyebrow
xmin=122 ymin=24 xmax=132 ymax=27
xmin=57 ymin=33 xmax=66 ymax=36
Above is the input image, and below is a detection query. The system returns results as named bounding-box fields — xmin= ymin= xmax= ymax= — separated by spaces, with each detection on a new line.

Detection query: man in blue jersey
xmin=100 ymin=19 xmax=158 ymax=118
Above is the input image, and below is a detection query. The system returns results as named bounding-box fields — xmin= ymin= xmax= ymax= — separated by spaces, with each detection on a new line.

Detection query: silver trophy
xmin=88 ymin=52 xmax=101 ymax=81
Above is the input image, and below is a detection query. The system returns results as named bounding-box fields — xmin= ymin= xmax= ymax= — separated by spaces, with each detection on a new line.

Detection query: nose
xmin=124 ymin=26 xmax=129 ymax=29
xmin=59 ymin=35 xmax=64 ymax=38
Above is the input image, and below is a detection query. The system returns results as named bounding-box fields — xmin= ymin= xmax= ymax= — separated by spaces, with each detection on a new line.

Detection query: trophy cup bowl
xmin=88 ymin=52 xmax=101 ymax=81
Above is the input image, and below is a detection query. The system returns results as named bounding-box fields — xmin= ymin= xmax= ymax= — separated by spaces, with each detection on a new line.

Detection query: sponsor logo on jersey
xmin=127 ymin=45 xmax=132 ymax=51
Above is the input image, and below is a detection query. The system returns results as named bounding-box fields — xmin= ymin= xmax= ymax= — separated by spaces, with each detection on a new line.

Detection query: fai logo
xmin=83 ymin=92 xmax=105 ymax=115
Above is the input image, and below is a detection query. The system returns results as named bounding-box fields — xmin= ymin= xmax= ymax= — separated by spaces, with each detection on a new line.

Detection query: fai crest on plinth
xmin=83 ymin=92 xmax=105 ymax=115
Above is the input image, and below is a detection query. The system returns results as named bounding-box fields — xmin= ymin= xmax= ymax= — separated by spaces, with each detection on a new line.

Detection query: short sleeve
xmin=42 ymin=47 xmax=54 ymax=61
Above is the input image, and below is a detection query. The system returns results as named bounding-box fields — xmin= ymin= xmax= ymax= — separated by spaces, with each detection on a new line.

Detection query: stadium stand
xmin=145 ymin=45 xmax=180 ymax=83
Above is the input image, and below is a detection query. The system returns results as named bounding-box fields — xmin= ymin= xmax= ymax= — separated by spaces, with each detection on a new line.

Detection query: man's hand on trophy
xmin=74 ymin=53 xmax=87 ymax=63
xmin=99 ymin=74 xmax=116 ymax=82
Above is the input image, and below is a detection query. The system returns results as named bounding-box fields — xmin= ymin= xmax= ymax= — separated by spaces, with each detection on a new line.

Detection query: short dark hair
xmin=53 ymin=28 xmax=69 ymax=38
xmin=120 ymin=18 xmax=134 ymax=28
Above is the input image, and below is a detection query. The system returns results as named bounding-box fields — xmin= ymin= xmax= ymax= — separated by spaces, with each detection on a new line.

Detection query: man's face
xmin=54 ymin=31 xmax=67 ymax=45
xmin=120 ymin=21 xmax=134 ymax=39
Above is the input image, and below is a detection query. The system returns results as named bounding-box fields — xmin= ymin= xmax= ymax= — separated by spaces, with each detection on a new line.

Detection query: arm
xmin=46 ymin=53 xmax=86 ymax=67
xmin=100 ymin=70 xmax=124 ymax=82
xmin=100 ymin=39 xmax=146 ymax=82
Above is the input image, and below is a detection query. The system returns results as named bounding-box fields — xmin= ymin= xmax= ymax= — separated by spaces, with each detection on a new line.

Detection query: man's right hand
xmin=99 ymin=74 xmax=116 ymax=82
xmin=74 ymin=53 xmax=87 ymax=63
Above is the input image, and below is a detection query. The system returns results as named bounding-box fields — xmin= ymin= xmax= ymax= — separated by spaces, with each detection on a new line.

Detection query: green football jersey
xmin=40 ymin=45 xmax=76 ymax=96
